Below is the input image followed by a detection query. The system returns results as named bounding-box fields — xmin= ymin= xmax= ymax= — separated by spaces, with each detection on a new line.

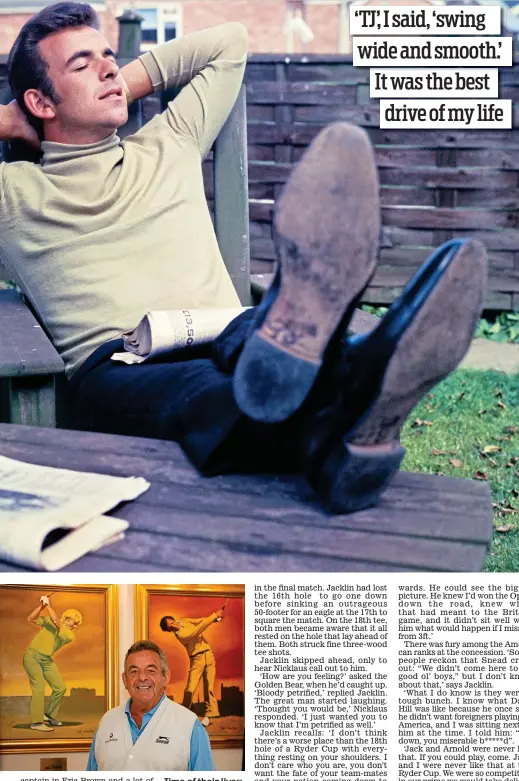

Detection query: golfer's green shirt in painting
xmin=27 ymin=616 xmax=74 ymax=657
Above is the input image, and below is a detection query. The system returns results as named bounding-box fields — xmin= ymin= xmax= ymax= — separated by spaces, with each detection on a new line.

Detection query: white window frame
xmin=117 ymin=2 xmax=182 ymax=50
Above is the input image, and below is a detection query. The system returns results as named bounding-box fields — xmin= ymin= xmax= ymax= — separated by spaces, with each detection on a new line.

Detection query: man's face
xmin=163 ymin=617 xmax=182 ymax=632
xmin=63 ymin=616 xmax=79 ymax=630
xmin=33 ymin=25 xmax=128 ymax=143
xmin=122 ymin=650 xmax=170 ymax=711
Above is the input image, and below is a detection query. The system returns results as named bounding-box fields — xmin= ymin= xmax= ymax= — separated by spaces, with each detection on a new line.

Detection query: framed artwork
xmin=0 ymin=584 xmax=118 ymax=754
xmin=135 ymin=584 xmax=245 ymax=749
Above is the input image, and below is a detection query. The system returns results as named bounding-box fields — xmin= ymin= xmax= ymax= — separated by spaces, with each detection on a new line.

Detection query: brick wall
xmin=182 ymin=0 xmax=340 ymax=54
xmin=0 ymin=14 xmax=33 ymax=54
xmin=0 ymin=10 xmax=118 ymax=55
xmin=0 ymin=1 xmax=343 ymax=55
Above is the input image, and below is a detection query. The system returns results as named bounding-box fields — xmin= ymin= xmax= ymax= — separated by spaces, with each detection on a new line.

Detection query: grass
xmin=400 ymin=369 xmax=519 ymax=572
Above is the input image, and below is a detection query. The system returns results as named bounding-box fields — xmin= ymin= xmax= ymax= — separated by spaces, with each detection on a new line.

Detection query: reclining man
xmin=0 ymin=2 xmax=487 ymax=513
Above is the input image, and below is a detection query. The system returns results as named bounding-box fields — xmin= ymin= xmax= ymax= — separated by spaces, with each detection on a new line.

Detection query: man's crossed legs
xmin=70 ymin=123 xmax=487 ymax=513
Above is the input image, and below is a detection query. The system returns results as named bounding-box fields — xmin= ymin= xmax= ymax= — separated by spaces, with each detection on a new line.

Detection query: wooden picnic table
xmin=0 ymin=423 xmax=493 ymax=573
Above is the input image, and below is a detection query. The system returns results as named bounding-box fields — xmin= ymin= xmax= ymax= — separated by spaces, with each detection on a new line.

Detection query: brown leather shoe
xmin=233 ymin=122 xmax=380 ymax=422
xmin=307 ymin=238 xmax=488 ymax=512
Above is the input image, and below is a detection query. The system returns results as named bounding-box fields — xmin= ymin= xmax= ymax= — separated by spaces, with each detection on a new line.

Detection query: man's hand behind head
xmin=7 ymin=101 xmax=41 ymax=149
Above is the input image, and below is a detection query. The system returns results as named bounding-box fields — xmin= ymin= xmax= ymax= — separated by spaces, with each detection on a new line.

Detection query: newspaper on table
xmin=0 ymin=455 xmax=150 ymax=571
xmin=111 ymin=307 xmax=251 ymax=364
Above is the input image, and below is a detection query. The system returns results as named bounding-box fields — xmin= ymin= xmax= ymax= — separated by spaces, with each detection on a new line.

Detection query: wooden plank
xmin=248 ymin=144 xmax=275 ymax=161
xmin=381 ymin=225 xmax=436 ymax=248
xmin=294 ymin=104 xmax=381 ymax=125
xmin=248 ymin=137 xmax=519 ymax=177
xmin=247 ymin=104 xmax=275 ymax=121
xmin=213 ymin=86 xmax=251 ymax=306
xmin=457 ymin=148 xmax=519 ymax=169
xmin=370 ymin=266 xmax=519 ymax=294
xmin=0 ymin=422 xmax=491 ymax=505
xmin=251 ymin=237 xmax=277 ymax=261
xmin=273 ymin=62 xmax=292 ymax=203
xmin=0 ymin=425 xmax=492 ymax=556
xmin=0 ymin=290 xmax=64 ymax=378
xmin=456 ymin=190 xmax=519 ymax=209
xmin=249 ymin=201 xmax=274 ymax=221
xmin=113 ymin=476 xmax=492 ymax=542
xmin=8 ymin=376 xmax=56 ymax=428
xmin=248 ymin=161 xmax=291 ymax=184
xmin=380 ymin=189 xmax=435 ymax=207
xmin=382 ymin=206 xmax=519 ymax=231
xmin=291 ymin=145 xmax=439 ymax=167
xmin=244 ymin=162 xmax=518 ymax=191
xmin=249 ymin=183 xmax=275 ymax=200
xmin=248 ymin=122 xmax=519 ymax=152
xmin=251 ymin=260 xmax=274 ymax=276
xmin=248 ymin=122 xmax=280 ymax=144
xmin=499 ymin=67 xmax=519 ymax=84
xmin=264 ymin=121 xmax=519 ymax=149
xmin=379 ymin=167 xmax=518 ymax=190
xmin=245 ymin=62 xmax=277 ymax=82
xmin=365 ymin=127 xmax=519 ymax=149
xmin=363 ymin=284 xmax=513 ymax=311
xmin=249 ymin=221 xmax=273 ymax=239
xmin=382 ymin=225 xmax=519 ymax=251
xmin=0 ymin=556 xmax=172 ymax=573
xmin=286 ymin=62 xmax=369 ymax=83
xmin=499 ymin=85 xmax=519 ymax=101
xmin=98 ymin=512 xmax=488 ymax=573
xmin=380 ymin=247 xmax=516 ymax=270
xmin=246 ymin=82 xmax=357 ymax=105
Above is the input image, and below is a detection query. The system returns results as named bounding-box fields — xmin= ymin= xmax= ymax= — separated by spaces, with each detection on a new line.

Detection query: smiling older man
xmin=86 ymin=640 xmax=214 ymax=771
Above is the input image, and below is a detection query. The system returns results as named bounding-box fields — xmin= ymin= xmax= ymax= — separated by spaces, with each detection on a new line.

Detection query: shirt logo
xmin=105 ymin=733 xmax=118 ymax=743
xmin=156 ymin=736 xmax=170 ymax=744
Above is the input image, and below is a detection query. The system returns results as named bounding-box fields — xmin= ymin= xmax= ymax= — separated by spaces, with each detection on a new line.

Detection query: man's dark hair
xmin=124 ymin=640 xmax=169 ymax=676
xmin=7 ymin=2 xmax=100 ymax=137
xmin=159 ymin=615 xmax=175 ymax=632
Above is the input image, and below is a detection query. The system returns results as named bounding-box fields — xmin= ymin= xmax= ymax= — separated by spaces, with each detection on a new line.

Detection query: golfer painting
xmin=23 ymin=594 xmax=82 ymax=731
xmin=160 ymin=610 xmax=224 ymax=727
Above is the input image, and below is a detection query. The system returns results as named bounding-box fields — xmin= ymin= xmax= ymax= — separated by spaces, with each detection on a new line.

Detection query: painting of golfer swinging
xmin=135 ymin=584 xmax=244 ymax=748
xmin=0 ymin=584 xmax=118 ymax=753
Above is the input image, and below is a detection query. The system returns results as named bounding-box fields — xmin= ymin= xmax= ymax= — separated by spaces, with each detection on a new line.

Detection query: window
xmin=120 ymin=3 xmax=182 ymax=50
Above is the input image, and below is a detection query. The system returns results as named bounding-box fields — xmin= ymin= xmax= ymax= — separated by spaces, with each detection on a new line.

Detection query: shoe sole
xmin=312 ymin=238 xmax=487 ymax=513
xmin=233 ymin=122 xmax=380 ymax=422
xmin=350 ymin=238 xmax=487 ymax=445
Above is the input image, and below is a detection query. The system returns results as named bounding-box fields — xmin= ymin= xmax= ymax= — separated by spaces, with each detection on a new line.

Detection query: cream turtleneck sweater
xmin=0 ymin=23 xmax=246 ymax=377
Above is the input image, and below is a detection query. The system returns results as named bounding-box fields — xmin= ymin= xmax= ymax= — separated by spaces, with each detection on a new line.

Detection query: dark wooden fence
xmin=238 ymin=55 xmax=519 ymax=310
xmin=2 ymin=54 xmax=519 ymax=309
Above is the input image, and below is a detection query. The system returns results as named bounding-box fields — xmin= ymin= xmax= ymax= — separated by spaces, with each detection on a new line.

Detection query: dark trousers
xmin=69 ymin=309 xmax=302 ymax=475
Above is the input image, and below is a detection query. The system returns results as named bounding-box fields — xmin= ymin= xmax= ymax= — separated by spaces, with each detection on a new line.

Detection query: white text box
xmin=380 ymin=99 xmax=512 ymax=129
xmin=353 ymin=36 xmax=512 ymax=67
xmin=350 ymin=5 xmax=501 ymax=36
xmin=370 ymin=68 xmax=499 ymax=99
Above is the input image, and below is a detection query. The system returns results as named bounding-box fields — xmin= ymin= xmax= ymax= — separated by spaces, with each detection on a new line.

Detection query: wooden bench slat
xmin=104 ymin=504 xmax=488 ymax=572
xmin=0 ymin=290 xmax=64 ymax=377
xmin=58 ymin=527 xmax=485 ymax=573
xmin=0 ymin=424 xmax=493 ymax=574
xmin=0 ymin=421 xmax=491 ymax=498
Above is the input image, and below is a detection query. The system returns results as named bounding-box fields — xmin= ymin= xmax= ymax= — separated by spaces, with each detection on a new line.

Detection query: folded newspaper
xmin=0 ymin=455 xmax=150 ymax=571
xmin=111 ymin=307 xmax=250 ymax=364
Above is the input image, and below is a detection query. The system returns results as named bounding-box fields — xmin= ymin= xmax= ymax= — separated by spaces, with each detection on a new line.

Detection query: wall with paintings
xmin=0 ymin=584 xmax=243 ymax=772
